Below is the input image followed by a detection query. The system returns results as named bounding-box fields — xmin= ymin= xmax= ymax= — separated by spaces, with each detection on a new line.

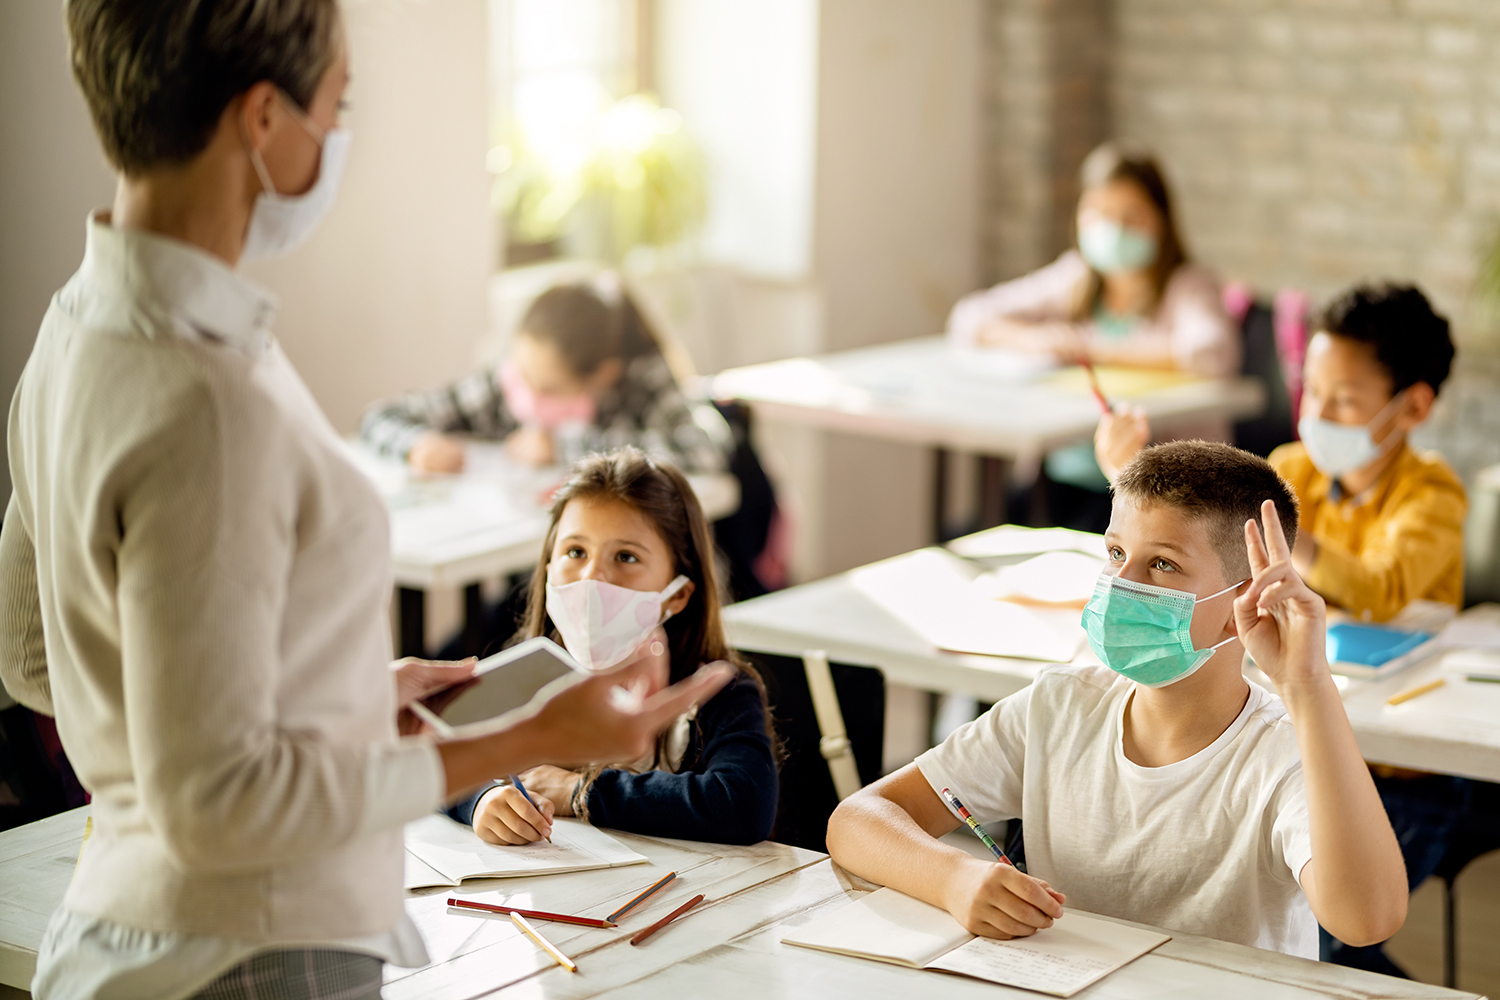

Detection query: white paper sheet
xmin=783 ymin=889 xmax=1169 ymax=998
xmin=404 ymin=815 xmax=647 ymax=889
xmin=852 ymin=549 xmax=1084 ymax=661
xmin=782 ymin=885 xmax=973 ymax=968
xmin=973 ymin=551 xmax=1106 ymax=606
xmin=947 ymin=526 xmax=1105 ymax=560
xmin=927 ymin=911 xmax=1170 ymax=997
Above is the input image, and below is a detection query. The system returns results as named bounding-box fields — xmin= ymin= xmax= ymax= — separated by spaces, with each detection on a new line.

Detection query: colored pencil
xmin=607 ymin=871 xmax=677 ymax=923
xmin=511 ymin=912 xmax=578 ymax=973
xmin=446 ymin=897 xmax=616 ymax=928
xmin=940 ymin=787 xmax=1014 ymax=866
xmin=630 ymin=893 xmax=705 ymax=946
xmin=508 ymin=774 xmax=551 ymax=843
xmin=1387 ymin=677 xmax=1445 ymax=706
xmin=1079 ymin=357 xmax=1112 ymax=415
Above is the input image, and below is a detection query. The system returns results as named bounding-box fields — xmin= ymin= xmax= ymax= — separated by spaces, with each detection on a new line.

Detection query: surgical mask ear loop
xmin=1196 ymin=578 xmax=1248 ymax=654
xmin=242 ymin=90 xmax=328 ymax=197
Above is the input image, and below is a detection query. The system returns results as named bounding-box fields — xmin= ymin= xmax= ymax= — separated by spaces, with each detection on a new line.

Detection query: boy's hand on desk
xmin=1235 ymin=499 xmax=1330 ymax=694
xmin=474 ymin=784 xmax=555 ymax=845
xmin=409 ymin=431 xmax=466 ymax=473
xmin=943 ymin=857 xmax=1066 ymax=940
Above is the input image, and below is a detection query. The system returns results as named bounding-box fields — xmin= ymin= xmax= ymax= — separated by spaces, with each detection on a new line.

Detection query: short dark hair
xmin=1314 ymin=282 xmax=1455 ymax=396
xmin=1113 ymin=441 xmax=1299 ymax=582
xmin=67 ymin=0 xmax=341 ymax=175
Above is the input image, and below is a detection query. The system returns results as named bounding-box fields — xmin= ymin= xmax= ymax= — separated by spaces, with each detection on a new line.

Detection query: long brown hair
xmin=1069 ymin=141 xmax=1189 ymax=320
xmin=519 ymin=280 xmax=660 ymax=378
xmin=519 ymin=448 xmax=775 ymax=814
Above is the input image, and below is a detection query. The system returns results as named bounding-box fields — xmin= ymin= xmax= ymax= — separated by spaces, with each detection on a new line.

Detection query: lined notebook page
xmin=927 ymin=911 xmax=1169 ymax=997
xmin=783 ymin=888 xmax=1169 ymax=997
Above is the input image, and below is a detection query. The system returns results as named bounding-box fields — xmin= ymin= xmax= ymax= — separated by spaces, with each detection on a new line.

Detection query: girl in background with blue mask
xmin=946 ymin=142 xmax=1239 ymax=532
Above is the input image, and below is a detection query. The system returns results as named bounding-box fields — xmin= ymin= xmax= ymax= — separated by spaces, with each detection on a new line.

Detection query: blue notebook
xmin=1326 ymin=623 xmax=1431 ymax=669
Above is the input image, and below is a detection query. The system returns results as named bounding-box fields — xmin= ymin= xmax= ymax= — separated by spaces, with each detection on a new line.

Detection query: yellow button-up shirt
xmin=1269 ymin=440 xmax=1467 ymax=622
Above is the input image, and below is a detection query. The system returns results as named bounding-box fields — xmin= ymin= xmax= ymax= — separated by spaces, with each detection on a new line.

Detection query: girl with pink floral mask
xmin=359 ymin=278 xmax=728 ymax=476
xmin=446 ymin=447 xmax=779 ymax=846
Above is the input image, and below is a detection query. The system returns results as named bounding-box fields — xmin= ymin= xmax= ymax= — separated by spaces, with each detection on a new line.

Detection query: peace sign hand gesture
xmin=1234 ymin=499 xmax=1330 ymax=692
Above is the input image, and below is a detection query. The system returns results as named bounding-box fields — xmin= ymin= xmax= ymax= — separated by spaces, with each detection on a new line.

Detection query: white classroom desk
xmin=342 ymin=442 xmax=739 ymax=656
xmin=711 ymin=336 xmax=1265 ymax=533
xmin=0 ymin=807 xmax=1482 ymax=999
xmin=709 ymin=336 xmax=1267 ymax=458
xmin=724 ymin=528 xmax=1500 ymax=784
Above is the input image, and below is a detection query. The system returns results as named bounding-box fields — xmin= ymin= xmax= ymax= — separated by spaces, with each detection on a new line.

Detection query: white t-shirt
xmin=916 ymin=665 xmax=1316 ymax=958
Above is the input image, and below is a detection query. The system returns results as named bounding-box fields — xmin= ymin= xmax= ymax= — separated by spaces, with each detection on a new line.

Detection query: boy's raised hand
xmin=1234 ymin=499 xmax=1329 ymax=690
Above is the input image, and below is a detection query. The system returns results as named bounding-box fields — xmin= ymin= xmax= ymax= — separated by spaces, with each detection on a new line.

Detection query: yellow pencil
xmin=1387 ymin=677 xmax=1445 ymax=706
xmin=510 ymin=911 xmax=578 ymax=973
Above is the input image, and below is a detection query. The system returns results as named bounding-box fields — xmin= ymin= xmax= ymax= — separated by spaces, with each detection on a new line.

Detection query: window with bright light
xmin=489 ymin=0 xmax=705 ymax=269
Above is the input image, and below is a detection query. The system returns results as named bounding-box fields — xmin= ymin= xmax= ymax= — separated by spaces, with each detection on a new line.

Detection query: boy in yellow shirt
xmin=1095 ymin=282 xmax=1469 ymax=978
xmin=1098 ymin=282 xmax=1465 ymax=623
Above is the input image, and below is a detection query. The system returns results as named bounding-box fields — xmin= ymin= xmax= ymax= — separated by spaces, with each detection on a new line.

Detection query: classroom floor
xmin=1386 ymin=849 xmax=1500 ymax=996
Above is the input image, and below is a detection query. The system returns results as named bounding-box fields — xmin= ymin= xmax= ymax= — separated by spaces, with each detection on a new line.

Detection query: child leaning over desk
xmin=946 ymin=141 xmax=1237 ymax=522
xmin=828 ymin=441 xmax=1407 ymax=958
xmin=447 ymin=448 xmax=779 ymax=846
xmin=360 ymin=277 xmax=728 ymax=475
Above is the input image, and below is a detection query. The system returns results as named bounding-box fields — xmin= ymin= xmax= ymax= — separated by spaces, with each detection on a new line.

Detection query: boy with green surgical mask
xmin=827 ymin=442 xmax=1408 ymax=960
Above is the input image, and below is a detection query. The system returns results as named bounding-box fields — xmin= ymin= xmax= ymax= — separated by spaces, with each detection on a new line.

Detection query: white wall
xmin=654 ymin=0 xmax=819 ymax=281
xmin=0 ymin=0 xmax=492 ymax=511
xmin=0 ymin=3 xmax=117 ymax=503
xmin=809 ymin=0 xmax=983 ymax=576
xmin=245 ymin=0 xmax=493 ymax=435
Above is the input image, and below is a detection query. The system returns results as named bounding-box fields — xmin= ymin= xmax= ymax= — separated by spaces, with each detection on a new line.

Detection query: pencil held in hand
xmin=940 ymin=787 xmax=1014 ymax=866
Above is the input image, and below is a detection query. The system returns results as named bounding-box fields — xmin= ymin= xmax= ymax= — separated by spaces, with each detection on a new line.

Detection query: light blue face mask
xmin=1297 ymin=390 xmax=1406 ymax=480
xmin=1078 ymin=220 xmax=1159 ymax=275
xmin=1081 ymin=573 xmax=1246 ymax=688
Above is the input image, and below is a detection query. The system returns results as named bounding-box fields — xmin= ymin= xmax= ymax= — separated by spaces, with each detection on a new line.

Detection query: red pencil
xmin=1078 ymin=357 xmax=1112 ymax=415
xmin=630 ymin=893 xmax=705 ymax=946
xmin=446 ymin=897 xmax=616 ymax=928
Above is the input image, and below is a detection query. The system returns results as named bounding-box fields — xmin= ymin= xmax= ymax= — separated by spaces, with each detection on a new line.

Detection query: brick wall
xmin=980 ymin=0 xmax=1110 ymax=285
xmin=1112 ymin=0 xmax=1500 ymax=350
xmin=981 ymin=0 xmax=1500 ymax=482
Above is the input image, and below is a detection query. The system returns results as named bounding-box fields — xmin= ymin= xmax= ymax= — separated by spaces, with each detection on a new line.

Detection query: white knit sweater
xmin=0 ymin=213 xmax=443 ymax=946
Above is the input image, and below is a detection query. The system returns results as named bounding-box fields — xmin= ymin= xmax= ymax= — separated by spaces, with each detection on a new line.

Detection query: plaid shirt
xmin=359 ymin=350 xmax=728 ymax=474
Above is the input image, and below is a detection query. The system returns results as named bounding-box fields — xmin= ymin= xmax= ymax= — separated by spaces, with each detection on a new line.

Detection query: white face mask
xmin=242 ymin=94 xmax=351 ymax=262
xmin=1298 ymin=390 xmax=1406 ymax=480
xmin=545 ymin=574 xmax=690 ymax=672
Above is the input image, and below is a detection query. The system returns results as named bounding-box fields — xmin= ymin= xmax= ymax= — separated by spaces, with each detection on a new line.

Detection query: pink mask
xmin=499 ymin=359 xmax=598 ymax=429
xmin=545 ymin=574 xmax=689 ymax=672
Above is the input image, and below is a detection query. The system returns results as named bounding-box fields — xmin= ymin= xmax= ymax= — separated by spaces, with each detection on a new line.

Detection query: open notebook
xmin=404 ymin=814 xmax=648 ymax=890
xmin=783 ymin=887 xmax=1169 ymax=998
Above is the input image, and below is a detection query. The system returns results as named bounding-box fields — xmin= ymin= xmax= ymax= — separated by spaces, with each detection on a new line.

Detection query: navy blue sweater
xmin=447 ymin=673 xmax=777 ymax=845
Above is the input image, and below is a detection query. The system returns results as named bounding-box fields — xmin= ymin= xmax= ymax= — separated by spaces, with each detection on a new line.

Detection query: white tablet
xmin=410 ymin=637 xmax=587 ymax=737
